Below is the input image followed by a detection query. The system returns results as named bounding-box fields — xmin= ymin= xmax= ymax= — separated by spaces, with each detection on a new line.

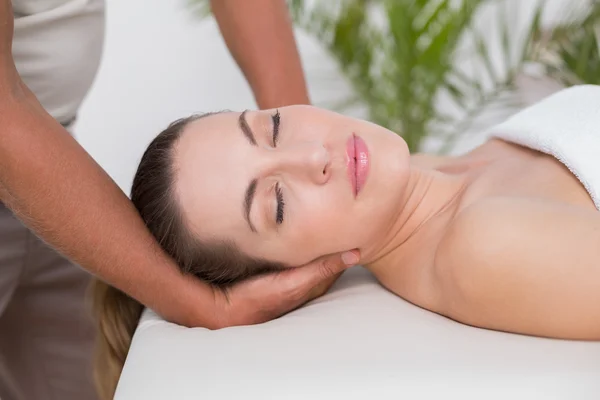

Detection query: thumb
xmin=232 ymin=250 xmax=361 ymax=324
xmin=279 ymin=249 xmax=360 ymax=296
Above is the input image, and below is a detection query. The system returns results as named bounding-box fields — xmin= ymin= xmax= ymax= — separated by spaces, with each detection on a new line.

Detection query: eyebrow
xmin=239 ymin=110 xmax=257 ymax=146
xmin=239 ymin=111 xmax=259 ymax=233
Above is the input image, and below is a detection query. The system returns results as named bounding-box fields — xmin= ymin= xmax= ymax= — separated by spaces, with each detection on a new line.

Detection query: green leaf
xmin=499 ymin=1 xmax=512 ymax=73
xmin=184 ymin=0 xmax=600 ymax=153
xmin=520 ymin=0 xmax=544 ymax=64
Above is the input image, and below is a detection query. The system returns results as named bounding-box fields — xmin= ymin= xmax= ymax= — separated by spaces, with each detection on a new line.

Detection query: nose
xmin=263 ymin=141 xmax=331 ymax=184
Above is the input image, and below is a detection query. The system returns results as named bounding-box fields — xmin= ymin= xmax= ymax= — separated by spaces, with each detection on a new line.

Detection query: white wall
xmin=75 ymin=0 xmax=576 ymax=194
xmin=75 ymin=0 xmax=345 ymax=193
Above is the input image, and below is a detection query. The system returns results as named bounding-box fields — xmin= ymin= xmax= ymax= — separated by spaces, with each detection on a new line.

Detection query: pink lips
xmin=346 ymin=134 xmax=370 ymax=196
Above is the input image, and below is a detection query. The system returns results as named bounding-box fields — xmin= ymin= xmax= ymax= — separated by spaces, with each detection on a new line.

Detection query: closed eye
xmin=275 ymin=182 xmax=285 ymax=225
xmin=272 ymin=109 xmax=281 ymax=146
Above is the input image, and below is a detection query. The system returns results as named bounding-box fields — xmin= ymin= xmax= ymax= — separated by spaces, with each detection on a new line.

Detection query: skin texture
xmin=0 ymin=0 xmax=355 ymax=329
xmin=377 ymin=139 xmax=600 ymax=341
xmin=211 ymin=0 xmax=310 ymax=108
xmin=175 ymin=106 xmax=411 ymax=267
xmin=433 ymin=140 xmax=600 ymax=341
xmin=175 ymin=108 xmax=600 ymax=341
xmin=4 ymin=0 xmax=598 ymax=339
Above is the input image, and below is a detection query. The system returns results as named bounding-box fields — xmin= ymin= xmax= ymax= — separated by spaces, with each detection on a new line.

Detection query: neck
xmin=363 ymin=162 xmax=467 ymax=268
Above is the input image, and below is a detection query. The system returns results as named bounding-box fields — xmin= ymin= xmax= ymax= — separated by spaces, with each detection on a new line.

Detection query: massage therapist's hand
xmin=210 ymin=250 xmax=360 ymax=328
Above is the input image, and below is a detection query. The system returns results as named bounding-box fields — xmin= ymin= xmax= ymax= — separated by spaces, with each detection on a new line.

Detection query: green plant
xmin=287 ymin=0 xmax=547 ymax=153
xmin=534 ymin=1 xmax=600 ymax=86
xmin=188 ymin=0 xmax=599 ymax=153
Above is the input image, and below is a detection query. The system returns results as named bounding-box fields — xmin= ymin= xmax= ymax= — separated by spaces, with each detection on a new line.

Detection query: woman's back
xmin=370 ymin=138 xmax=600 ymax=340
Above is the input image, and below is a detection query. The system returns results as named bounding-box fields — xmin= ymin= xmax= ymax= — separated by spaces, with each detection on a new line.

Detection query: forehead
xmin=173 ymin=112 xmax=251 ymax=240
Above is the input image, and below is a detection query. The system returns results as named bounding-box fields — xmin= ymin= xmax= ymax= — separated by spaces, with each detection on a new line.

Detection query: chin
xmin=378 ymin=140 xmax=411 ymax=188
xmin=361 ymin=152 xmax=409 ymax=231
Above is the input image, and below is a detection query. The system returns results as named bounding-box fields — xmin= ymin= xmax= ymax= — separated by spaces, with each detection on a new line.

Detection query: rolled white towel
xmin=485 ymin=85 xmax=600 ymax=210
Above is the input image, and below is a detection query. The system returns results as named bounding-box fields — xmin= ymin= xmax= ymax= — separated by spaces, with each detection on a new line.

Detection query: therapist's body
xmin=0 ymin=1 xmax=356 ymax=399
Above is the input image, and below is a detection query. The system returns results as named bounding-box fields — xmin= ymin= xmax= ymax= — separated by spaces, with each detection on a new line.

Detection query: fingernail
xmin=341 ymin=251 xmax=359 ymax=266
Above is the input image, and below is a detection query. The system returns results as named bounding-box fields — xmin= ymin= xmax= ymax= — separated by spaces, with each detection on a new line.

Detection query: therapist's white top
xmin=12 ymin=0 xmax=105 ymax=125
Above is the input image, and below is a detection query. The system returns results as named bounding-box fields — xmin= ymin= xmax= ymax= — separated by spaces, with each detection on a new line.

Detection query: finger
xmin=305 ymin=271 xmax=343 ymax=302
xmin=341 ymin=250 xmax=360 ymax=266
xmin=231 ymin=251 xmax=360 ymax=324
xmin=277 ymin=250 xmax=359 ymax=298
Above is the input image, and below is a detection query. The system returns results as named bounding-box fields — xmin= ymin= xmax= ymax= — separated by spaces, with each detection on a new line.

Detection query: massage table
xmin=114 ymin=266 xmax=600 ymax=400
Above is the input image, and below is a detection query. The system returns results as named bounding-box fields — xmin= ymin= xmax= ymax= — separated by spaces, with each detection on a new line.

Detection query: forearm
xmin=0 ymin=89 xmax=218 ymax=328
xmin=211 ymin=0 xmax=309 ymax=108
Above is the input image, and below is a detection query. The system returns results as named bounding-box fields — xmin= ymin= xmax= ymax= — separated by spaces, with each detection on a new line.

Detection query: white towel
xmin=485 ymin=84 xmax=600 ymax=210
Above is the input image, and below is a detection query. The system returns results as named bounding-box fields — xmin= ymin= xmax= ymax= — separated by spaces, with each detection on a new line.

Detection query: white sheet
xmin=115 ymin=267 xmax=600 ymax=400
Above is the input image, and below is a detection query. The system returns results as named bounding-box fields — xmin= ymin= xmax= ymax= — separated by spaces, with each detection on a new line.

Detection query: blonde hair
xmin=91 ymin=279 xmax=143 ymax=400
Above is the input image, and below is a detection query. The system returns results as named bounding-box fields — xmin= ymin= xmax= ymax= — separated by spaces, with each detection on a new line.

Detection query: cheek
xmin=290 ymin=115 xmax=333 ymax=142
xmin=287 ymin=193 xmax=355 ymax=257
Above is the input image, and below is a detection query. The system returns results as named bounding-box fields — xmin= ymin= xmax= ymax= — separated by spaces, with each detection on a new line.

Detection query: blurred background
xmin=75 ymin=0 xmax=599 ymax=194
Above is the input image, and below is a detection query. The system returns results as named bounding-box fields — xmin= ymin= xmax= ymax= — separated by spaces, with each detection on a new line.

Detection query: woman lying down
xmin=93 ymin=85 xmax=600 ymax=394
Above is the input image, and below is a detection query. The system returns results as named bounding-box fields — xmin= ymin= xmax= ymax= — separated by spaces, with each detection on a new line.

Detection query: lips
xmin=346 ymin=134 xmax=370 ymax=196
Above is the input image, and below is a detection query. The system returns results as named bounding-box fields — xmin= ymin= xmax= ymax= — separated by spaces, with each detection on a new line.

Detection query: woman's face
xmin=174 ymin=105 xmax=411 ymax=266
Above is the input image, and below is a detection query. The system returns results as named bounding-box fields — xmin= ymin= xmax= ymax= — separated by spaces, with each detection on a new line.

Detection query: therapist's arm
xmin=210 ymin=0 xmax=310 ymax=108
xmin=0 ymin=89 xmax=356 ymax=328
xmin=0 ymin=0 xmax=354 ymax=328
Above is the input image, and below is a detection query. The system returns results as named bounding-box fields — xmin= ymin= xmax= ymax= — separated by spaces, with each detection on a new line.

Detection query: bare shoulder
xmin=434 ymin=198 xmax=523 ymax=299
xmin=437 ymin=197 xmax=529 ymax=264
xmin=439 ymin=196 xmax=599 ymax=255
xmin=436 ymin=196 xmax=600 ymax=289
xmin=434 ymin=196 xmax=600 ymax=339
